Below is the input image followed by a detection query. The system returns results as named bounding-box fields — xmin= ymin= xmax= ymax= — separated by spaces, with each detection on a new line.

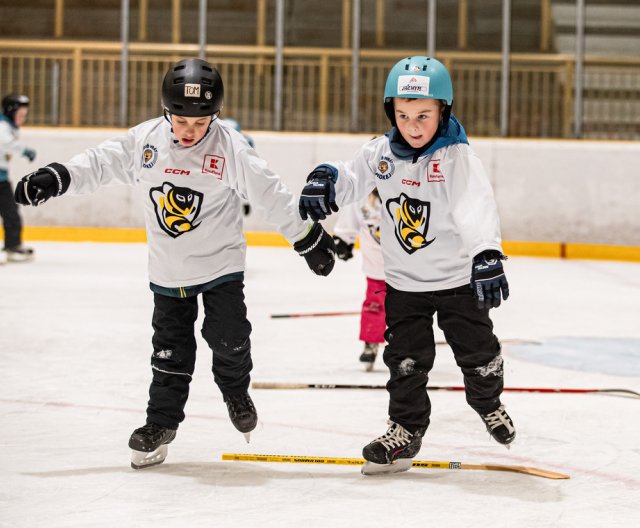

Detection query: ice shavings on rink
xmin=508 ymin=337 xmax=640 ymax=377
xmin=1 ymin=243 xmax=639 ymax=528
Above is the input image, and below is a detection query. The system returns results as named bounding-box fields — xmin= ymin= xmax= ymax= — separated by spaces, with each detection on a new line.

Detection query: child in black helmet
xmin=14 ymin=58 xmax=336 ymax=469
xmin=0 ymin=94 xmax=37 ymax=263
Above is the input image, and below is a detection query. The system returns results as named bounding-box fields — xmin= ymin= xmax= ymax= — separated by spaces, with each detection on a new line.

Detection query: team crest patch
xmin=375 ymin=156 xmax=395 ymax=180
xmin=142 ymin=144 xmax=159 ymax=169
xmin=150 ymin=182 xmax=204 ymax=238
xmin=386 ymin=193 xmax=435 ymax=254
xmin=427 ymin=159 xmax=444 ymax=182
xmin=202 ymin=154 xmax=226 ymax=179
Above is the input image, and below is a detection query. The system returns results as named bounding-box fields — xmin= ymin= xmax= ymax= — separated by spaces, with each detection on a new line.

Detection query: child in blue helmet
xmin=299 ymin=56 xmax=513 ymax=474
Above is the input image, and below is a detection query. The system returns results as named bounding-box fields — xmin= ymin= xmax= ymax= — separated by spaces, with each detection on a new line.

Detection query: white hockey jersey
xmin=0 ymin=116 xmax=29 ymax=179
xmin=63 ymin=118 xmax=312 ymax=288
xmin=326 ymin=135 xmax=503 ymax=292
xmin=333 ymin=193 xmax=385 ymax=281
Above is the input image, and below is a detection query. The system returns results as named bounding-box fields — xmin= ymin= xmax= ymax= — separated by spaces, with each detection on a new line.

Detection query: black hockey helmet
xmin=161 ymin=58 xmax=224 ymax=118
xmin=2 ymin=94 xmax=30 ymax=122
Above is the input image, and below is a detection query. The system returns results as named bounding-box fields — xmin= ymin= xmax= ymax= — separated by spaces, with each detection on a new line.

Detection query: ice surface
xmin=1 ymin=243 xmax=639 ymax=528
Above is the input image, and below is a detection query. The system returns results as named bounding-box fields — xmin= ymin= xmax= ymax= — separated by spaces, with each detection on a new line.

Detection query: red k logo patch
xmin=203 ymin=154 xmax=226 ymax=180
xmin=427 ymin=159 xmax=444 ymax=183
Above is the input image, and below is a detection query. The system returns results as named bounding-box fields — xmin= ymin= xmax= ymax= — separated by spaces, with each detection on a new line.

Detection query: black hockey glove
xmin=298 ymin=164 xmax=339 ymax=221
xmin=471 ymin=250 xmax=510 ymax=309
xmin=333 ymin=236 xmax=354 ymax=261
xmin=14 ymin=163 xmax=70 ymax=207
xmin=22 ymin=148 xmax=36 ymax=162
xmin=294 ymin=223 xmax=337 ymax=276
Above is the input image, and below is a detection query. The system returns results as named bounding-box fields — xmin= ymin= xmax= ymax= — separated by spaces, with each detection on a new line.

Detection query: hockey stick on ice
xmin=251 ymin=382 xmax=640 ymax=398
xmin=270 ymin=311 xmax=360 ymax=318
xmin=221 ymin=453 xmax=569 ymax=480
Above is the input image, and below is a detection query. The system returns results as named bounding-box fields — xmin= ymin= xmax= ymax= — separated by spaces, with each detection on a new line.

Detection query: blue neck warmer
xmin=386 ymin=114 xmax=468 ymax=162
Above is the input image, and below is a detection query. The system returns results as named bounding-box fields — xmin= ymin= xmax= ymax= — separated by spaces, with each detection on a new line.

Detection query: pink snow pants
xmin=359 ymin=277 xmax=387 ymax=343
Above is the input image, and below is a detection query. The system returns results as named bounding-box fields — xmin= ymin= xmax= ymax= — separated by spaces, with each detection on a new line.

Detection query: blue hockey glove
xmin=14 ymin=163 xmax=70 ymax=206
xmin=299 ymin=164 xmax=339 ymax=221
xmin=471 ymin=250 xmax=510 ymax=309
xmin=294 ymin=223 xmax=336 ymax=276
xmin=22 ymin=148 xmax=36 ymax=162
xmin=333 ymin=236 xmax=354 ymax=261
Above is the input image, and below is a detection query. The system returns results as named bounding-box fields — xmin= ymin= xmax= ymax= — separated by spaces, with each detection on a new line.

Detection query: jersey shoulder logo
xmin=375 ymin=156 xmax=395 ymax=180
xmin=142 ymin=144 xmax=159 ymax=169
xmin=150 ymin=182 xmax=204 ymax=238
xmin=386 ymin=193 xmax=435 ymax=254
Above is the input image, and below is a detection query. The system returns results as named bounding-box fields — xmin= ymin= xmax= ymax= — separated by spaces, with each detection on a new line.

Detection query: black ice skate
xmin=479 ymin=404 xmax=516 ymax=447
xmin=128 ymin=422 xmax=177 ymax=469
xmin=361 ymin=421 xmax=425 ymax=475
xmin=224 ymin=392 xmax=258 ymax=443
xmin=359 ymin=342 xmax=379 ymax=372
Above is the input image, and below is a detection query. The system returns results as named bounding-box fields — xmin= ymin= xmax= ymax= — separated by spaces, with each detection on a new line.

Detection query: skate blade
xmin=364 ymin=361 xmax=375 ymax=372
xmin=243 ymin=432 xmax=251 ymax=443
xmin=361 ymin=458 xmax=413 ymax=475
xmin=130 ymin=445 xmax=169 ymax=469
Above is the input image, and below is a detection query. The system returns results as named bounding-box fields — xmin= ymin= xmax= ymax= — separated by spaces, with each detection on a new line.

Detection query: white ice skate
xmin=361 ymin=458 xmax=413 ymax=475
xmin=359 ymin=342 xmax=379 ymax=372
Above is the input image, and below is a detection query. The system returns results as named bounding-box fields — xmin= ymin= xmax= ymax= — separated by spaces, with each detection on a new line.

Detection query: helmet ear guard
xmin=383 ymin=56 xmax=453 ymax=127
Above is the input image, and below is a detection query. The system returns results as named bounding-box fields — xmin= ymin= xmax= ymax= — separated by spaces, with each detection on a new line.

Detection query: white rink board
xmin=9 ymin=128 xmax=640 ymax=245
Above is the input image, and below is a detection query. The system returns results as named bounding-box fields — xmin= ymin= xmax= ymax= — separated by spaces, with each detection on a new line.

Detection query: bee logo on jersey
xmin=386 ymin=193 xmax=435 ymax=254
xmin=150 ymin=182 xmax=204 ymax=238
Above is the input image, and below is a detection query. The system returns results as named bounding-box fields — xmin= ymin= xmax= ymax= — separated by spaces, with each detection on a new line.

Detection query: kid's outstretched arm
xmin=14 ymin=163 xmax=70 ymax=206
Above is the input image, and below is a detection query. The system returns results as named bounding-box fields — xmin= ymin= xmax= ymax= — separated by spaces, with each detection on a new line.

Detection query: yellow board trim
xmin=2 ymin=226 xmax=639 ymax=262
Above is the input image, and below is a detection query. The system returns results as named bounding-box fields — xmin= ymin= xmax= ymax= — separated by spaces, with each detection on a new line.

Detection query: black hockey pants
xmin=383 ymin=284 xmax=503 ymax=433
xmin=146 ymin=280 xmax=252 ymax=430
xmin=0 ymin=181 xmax=23 ymax=249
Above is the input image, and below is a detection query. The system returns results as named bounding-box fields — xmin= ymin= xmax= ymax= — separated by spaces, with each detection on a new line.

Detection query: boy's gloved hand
xmin=471 ymin=250 xmax=509 ymax=309
xmin=333 ymin=236 xmax=354 ymax=261
xmin=294 ymin=223 xmax=336 ymax=276
xmin=14 ymin=163 xmax=70 ymax=206
xmin=22 ymin=148 xmax=36 ymax=162
xmin=299 ymin=164 xmax=339 ymax=221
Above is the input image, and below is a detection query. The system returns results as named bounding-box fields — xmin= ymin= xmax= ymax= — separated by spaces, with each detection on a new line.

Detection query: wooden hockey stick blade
xmin=270 ymin=311 xmax=360 ymax=318
xmin=221 ymin=453 xmax=569 ymax=480
xmin=250 ymin=382 xmax=640 ymax=398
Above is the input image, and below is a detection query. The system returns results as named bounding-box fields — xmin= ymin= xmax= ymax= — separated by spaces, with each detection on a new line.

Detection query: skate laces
xmin=134 ymin=423 xmax=168 ymax=441
xmin=226 ymin=393 xmax=255 ymax=414
xmin=374 ymin=421 xmax=413 ymax=450
xmin=483 ymin=405 xmax=515 ymax=433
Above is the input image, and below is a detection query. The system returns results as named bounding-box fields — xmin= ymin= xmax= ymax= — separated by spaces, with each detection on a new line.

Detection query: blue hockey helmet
xmin=223 ymin=118 xmax=241 ymax=132
xmin=383 ymin=56 xmax=453 ymax=127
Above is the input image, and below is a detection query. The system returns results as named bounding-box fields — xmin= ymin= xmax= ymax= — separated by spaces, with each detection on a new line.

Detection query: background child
xmin=14 ymin=58 xmax=336 ymax=469
xmin=333 ymin=189 xmax=385 ymax=370
xmin=299 ymin=56 xmax=512 ymax=474
xmin=0 ymin=94 xmax=36 ymax=263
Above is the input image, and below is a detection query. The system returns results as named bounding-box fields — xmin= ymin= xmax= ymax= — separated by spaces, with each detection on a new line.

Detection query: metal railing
xmin=1 ymin=40 xmax=639 ymax=139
